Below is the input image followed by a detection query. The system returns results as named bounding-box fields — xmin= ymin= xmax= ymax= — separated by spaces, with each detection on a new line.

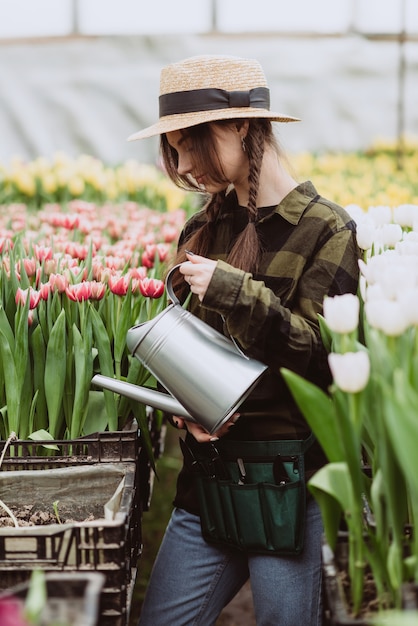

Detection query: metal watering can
xmin=92 ymin=264 xmax=267 ymax=434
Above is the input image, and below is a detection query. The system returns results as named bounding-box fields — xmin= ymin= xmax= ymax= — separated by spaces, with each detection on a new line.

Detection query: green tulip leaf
xmin=31 ymin=324 xmax=48 ymax=427
xmin=0 ymin=305 xmax=15 ymax=349
xmin=281 ymin=368 xmax=344 ymax=462
xmin=0 ymin=327 xmax=20 ymax=434
xmin=308 ymin=462 xmax=354 ymax=549
xmin=70 ymin=323 xmax=93 ymax=438
xmin=28 ymin=429 xmax=60 ymax=451
xmin=44 ymin=309 xmax=66 ymax=439
xmin=318 ymin=314 xmax=332 ymax=353
xmin=90 ymin=305 xmax=118 ymax=430
xmin=382 ymin=372 xmax=418 ymax=497
xmin=83 ymin=390 xmax=111 ymax=434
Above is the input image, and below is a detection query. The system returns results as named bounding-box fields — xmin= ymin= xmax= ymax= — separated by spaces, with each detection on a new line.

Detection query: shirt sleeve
xmin=201 ymin=227 xmax=359 ymax=379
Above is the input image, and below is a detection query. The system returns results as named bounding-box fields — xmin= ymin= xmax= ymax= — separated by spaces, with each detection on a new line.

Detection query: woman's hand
xmin=179 ymin=252 xmax=216 ymax=302
xmin=173 ymin=414 xmax=239 ymax=443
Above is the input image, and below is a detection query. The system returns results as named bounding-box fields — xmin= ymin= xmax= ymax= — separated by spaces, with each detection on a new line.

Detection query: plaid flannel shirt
xmin=174 ymin=181 xmax=360 ymax=514
xmin=180 ymin=181 xmax=360 ymax=436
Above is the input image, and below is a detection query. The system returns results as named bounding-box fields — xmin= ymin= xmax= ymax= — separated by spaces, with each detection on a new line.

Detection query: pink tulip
xmin=141 ymin=249 xmax=154 ymax=269
xmin=0 ymin=236 xmax=13 ymax=253
xmin=62 ymin=214 xmax=80 ymax=230
xmin=104 ymin=256 xmax=126 ymax=271
xmin=139 ymin=277 xmax=165 ymax=299
xmin=129 ymin=266 xmax=147 ymax=281
xmin=18 ymin=257 xmax=36 ymax=277
xmin=43 ymin=258 xmax=58 ymax=275
xmin=39 ymin=283 xmax=51 ymax=301
xmin=108 ymin=274 xmax=130 ymax=296
xmin=64 ymin=242 xmax=89 ymax=260
xmin=66 ymin=282 xmax=92 ymax=302
xmin=89 ymin=281 xmax=106 ymax=300
xmin=162 ymin=225 xmax=180 ymax=243
xmin=142 ymin=243 xmax=170 ymax=268
xmin=49 ymin=273 xmax=69 ymax=293
xmin=33 ymin=244 xmax=53 ymax=262
xmin=15 ymin=287 xmax=41 ymax=309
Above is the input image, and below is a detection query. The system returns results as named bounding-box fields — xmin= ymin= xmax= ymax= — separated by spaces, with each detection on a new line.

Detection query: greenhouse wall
xmin=0 ymin=0 xmax=417 ymax=164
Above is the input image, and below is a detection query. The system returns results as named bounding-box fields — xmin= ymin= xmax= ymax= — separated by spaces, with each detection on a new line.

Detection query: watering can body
xmin=92 ymin=265 xmax=268 ymax=434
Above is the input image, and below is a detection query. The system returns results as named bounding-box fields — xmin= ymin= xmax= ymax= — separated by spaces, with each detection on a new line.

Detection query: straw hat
xmin=128 ymin=54 xmax=300 ymax=141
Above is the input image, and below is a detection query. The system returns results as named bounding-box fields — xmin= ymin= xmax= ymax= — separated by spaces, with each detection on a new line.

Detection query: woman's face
xmin=166 ymin=122 xmax=249 ymax=194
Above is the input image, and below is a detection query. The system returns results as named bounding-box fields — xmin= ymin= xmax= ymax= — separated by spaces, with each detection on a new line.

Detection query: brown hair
xmin=161 ymin=118 xmax=280 ymax=289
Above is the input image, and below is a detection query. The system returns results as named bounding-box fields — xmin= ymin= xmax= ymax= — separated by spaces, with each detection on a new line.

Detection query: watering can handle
xmin=165 ymin=263 xmax=183 ymax=305
xmin=165 ymin=263 xmax=249 ymax=360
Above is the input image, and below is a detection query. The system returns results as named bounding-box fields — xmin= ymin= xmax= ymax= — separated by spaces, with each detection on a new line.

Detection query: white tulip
xmin=365 ymin=283 xmax=385 ymax=303
xmin=397 ymin=288 xmax=418 ymax=326
xmin=376 ymin=223 xmax=403 ymax=248
xmin=328 ymin=351 xmax=370 ymax=393
xmin=365 ymin=298 xmax=410 ymax=336
xmin=345 ymin=204 xmax=370 ymax=226
xmin=359 ymin=251 xmax=396 ymax=285
xmin=345 ymin=204 xmax=366 ymax=224
xmin=368 ymin=205 xmax=393 ymax=227
xmin=396 ymin=239 xmax=418 ymax=257
xmin=323 ymin=294 xmax=360 ymax=333
xmin=378 ymin=265 xmax=416 ymax=300
xmin=356 ymin=219 xmax=376 ymax=251
xmin=403 ymin=231 xmax=418 ymax=242
xmin=393 ymin=204 xmax=418 ymax=228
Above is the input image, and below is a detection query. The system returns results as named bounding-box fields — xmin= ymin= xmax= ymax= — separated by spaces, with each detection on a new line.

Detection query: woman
xmin=129 ymin=55 xmax=360 ymax=626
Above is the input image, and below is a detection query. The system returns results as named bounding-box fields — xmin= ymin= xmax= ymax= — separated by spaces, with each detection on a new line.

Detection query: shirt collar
xmin=223 ymin=181 xmax=319 ymax=225
xmin=260 ymin=181 xmax=319 ymax=226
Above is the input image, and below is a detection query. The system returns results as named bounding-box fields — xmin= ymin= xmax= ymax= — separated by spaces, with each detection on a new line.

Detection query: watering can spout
xmin=91 ymin=374 xmax=195 ymax=421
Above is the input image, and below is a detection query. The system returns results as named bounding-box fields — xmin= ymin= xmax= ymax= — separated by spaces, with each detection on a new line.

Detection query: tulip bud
xmin=356 ymin=219 xmax=376 ymax=251
xmin=365 ymin=298 xmax=410 ymax=336
xmin=323 ymin=294 xmax=360 ymax=334
xmin=376 ymin=223 xmax=403 ymax=248
xmin=139 ymin=277 xmax=165 ymax=299
xmin=328 ymin=351 xmax=370 ymax=393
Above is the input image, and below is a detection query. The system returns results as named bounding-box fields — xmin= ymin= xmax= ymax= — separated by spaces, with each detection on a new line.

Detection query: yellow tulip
xmin=14 ymin=169 xmax=36 ymax=197
xmin=42 ymin=173 xmax=57 ymax=195
xmin=68 ymin=176 xmax=85 ymax=197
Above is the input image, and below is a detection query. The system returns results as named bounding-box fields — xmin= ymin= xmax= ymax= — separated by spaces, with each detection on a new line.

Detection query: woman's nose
xmin=177 ymin=151 xmax=192 ymax=176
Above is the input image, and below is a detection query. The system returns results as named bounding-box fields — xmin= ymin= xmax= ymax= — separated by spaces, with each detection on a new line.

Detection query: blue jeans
xmin=138 ymin=499 xmax=323 ymax=626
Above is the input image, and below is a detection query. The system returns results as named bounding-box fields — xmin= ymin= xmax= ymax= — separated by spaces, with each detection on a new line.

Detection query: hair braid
xmin=226 ymin=121 xmax=266 ymax=272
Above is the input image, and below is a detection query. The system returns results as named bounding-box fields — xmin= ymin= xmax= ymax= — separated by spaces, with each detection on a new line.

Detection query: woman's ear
xmin=236 ymin=119 xmax=250 ymax=138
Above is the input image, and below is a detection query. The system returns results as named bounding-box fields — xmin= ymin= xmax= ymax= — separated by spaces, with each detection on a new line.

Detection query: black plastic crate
xmin=0 ymin=572 xmax=105 ymax=626
xmin=0 ymin=420 xmax=141 ymax=468
xmin=0 ymin=418 xmax=159 ymax=514
xmin=0 ymin=462 xmax=142 ymax=626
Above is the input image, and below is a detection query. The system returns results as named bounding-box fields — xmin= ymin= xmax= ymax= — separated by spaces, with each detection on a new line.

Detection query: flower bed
xmin=292 ymin=137 xmax=418 ymax=208
xmin=0 ymin=198 xmax=187 ymax=448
